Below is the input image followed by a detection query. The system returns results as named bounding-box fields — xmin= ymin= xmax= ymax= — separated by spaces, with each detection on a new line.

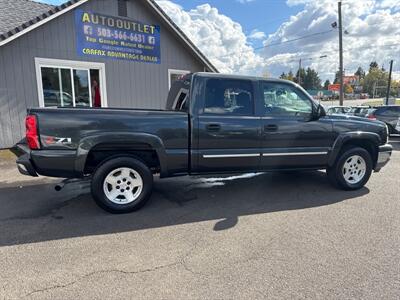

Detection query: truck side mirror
xmin=318 ymin=104 xmax=326 ymax=118
xmin=310 ymin=104 xmax=326 ymax=121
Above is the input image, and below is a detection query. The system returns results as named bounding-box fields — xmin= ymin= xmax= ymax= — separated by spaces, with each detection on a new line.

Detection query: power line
xmin=263 ymin=42 xmax=400 ymax=65
xmin=262 ymin=29 xmax=335 ymax=48
xmin=219 ymin=10 xmax=400 ymax=60
xmin=216 ymin=29 xmax=335 ymax=59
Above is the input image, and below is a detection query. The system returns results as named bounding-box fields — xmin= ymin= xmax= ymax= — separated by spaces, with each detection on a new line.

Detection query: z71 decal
xmin=43 ymin=136 xmax=72 ymax=145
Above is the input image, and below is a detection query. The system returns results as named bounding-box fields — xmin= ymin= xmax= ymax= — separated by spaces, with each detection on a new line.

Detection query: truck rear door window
xmin=203 ymin=79 xmax=254 ymax=115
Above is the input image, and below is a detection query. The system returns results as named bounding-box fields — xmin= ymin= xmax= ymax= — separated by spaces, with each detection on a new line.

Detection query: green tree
xmin=391 ymin=80 xmax=400 ymax=97
xmin=344 ymin=84 xmax=353 ymax=94
xmin=354 ymin=67 xmax=365 ymax=79
xmin=323 ymin=79 xmax=331 ymax=90
xmin=303 ymin=67 xmax=321 ymax=90
xmin=369 ymin=61 xmax=378 ymax=71
xmin=334 ymin=70 xmax=341 ymax=84
xmin=287 ymin=70 xmax=295 ymax=82
xmin=295 ymin=68 xmax=306 ymax=86
xmin=363 ymin=67 xmax=388 ymax=97
xmin=279 ymin=72 xmax=287 ymax=79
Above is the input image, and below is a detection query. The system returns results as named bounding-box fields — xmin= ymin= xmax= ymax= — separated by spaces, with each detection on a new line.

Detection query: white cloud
xmin=236 ymin=0 xmax=256 ymax=3
xmin=248 ymin=29 xmax=266 ymax=40
xmin=379 ymin=0 xmax=400 ymax=10
xmin=156 ymin=0 xmax=400 ymax=81
xmin=262 ymin=0 xmax=400 ymax=81
xmin=156 ymin=1 xmax=265 ymax=74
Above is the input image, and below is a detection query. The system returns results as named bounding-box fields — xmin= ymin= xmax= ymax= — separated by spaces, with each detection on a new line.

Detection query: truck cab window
xmin=173 ymin=89 xmax=188 ymax=111
xmin=263 ymin=83 xmax=312 ymax=118
xmin=204 ymin=79 xmax=254 ymax=115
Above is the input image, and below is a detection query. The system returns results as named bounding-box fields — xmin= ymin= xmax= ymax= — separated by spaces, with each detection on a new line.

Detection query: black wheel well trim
xmin=74 ymin=132 xmax=169 ymax=176
xmin=88 ymin=153 xmax=150 ymax=177
xmin=328 ymin=132 xmax=381 ymax=167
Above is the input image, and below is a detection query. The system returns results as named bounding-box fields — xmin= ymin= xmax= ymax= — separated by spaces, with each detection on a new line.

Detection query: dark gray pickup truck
xmin=17 ymin=73 xmax=392 ymax=213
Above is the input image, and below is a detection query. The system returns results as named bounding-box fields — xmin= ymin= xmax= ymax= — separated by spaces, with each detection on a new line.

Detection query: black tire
xmin=91 ymin=156 xmax=153 ymax=214
xmin=327 ymin=147 xmax=373 ymax=191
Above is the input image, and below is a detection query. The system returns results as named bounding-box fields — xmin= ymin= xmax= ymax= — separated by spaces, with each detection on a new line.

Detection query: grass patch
xmin=365 ymin=99 xmax=400 ymax=106
xmin=0 ymin=149 xmax=17 ymax=162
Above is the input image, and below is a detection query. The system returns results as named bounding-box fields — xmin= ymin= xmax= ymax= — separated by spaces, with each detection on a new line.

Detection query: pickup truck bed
xmin=22 ymin=107 xmax=189 ymax=178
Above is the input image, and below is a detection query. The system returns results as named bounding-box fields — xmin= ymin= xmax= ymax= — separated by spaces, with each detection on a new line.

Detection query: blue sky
xmin=34 ymin=0 xmax=400 ymax=80
xmin=35 ymin=0 xmax=64 ymax=4
xmin=36 ymin=0 xmax=302 ymax=48
xmin=168 ymin=0 xmax=302 ymax=46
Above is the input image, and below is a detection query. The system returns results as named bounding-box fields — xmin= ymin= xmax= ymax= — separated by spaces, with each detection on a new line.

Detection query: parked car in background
xmin=396 ymin=117 xmax=400 ymax=133
xmin=347 ymin=106 xmax=371 ymax=118
xmin=366 ymin=106 xmax=400 ymax=134
xmin=365 ymin=108 xmax=378 ymax=120
xmin=43 ymin=89 xmax=73 ymax=107
xmin=326 ymin=106 xmax=350 ymax=115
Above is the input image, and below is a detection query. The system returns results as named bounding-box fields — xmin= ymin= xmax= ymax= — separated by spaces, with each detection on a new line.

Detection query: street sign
xmin=343 ymin=75 xmax=360 ymax=85
xmin=328 ymin=84 xmax=340 ymax=91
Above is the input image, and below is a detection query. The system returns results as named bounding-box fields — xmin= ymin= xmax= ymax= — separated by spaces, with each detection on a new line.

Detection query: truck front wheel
xmin=327 ymin=147 xmax=372 ymax=190
xmin=91 ymin=157 xmax=153 ymax=213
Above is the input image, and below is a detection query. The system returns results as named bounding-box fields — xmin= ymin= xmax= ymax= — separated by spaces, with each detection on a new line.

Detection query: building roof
xmin=307 ymin=89 xmax=333 ymax=96
xmin=0 ymin=0 xmax=54 ymax=39
xmin=0 ymin=0 xmax=218 ymax=72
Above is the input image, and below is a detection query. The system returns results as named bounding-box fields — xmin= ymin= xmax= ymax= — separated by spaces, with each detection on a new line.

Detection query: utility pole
xmin=386 ymin=60 xmax=393 ymax=105
xmin=298 ymin=58 xmax=302 ymax=86
xmin=338 ymin=1 xmax=344 ymax=106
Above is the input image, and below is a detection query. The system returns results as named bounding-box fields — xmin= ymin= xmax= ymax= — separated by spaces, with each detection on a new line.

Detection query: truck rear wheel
xmin=327 ymin=147 xmax=372 ymax=190
xmin=91 ymin=157 xmax=153 ymax=213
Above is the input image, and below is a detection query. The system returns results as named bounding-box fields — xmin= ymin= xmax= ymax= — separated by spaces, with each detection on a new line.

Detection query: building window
xmin=168 ymin=69 xmax=190 ymax=89
xmin=35 ymin=58 xmax=107 ymax=108
xmin=118 ymin=0 xmax=128 ymax=17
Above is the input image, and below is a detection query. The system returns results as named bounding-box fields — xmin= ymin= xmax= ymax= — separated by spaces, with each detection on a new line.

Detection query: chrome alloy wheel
xmin=103 ymin=167 xmax=143 ymax=204
xmin=342 ymin=155 xmax=366 ymax=185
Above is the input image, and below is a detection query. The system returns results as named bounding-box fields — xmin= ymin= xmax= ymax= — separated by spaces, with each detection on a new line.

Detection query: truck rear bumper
xmin=374 ymin=144 xmax=392 ymax=172
xmin=16 ymin=145 xmax=79 ymax=178
xmin=16 ymin=153 xmax=38 ymax=177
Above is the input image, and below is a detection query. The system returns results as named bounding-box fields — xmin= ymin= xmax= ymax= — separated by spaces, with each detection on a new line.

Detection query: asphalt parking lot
xmin=0 ymin=137 xmax=399 ymax=299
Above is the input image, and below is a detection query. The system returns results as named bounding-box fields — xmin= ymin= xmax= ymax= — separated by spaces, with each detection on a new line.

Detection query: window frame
xmin=260 ymin=81 xmax=315 ymax=120
xmin=201 ymin=78 xmax=256 ymax=116
xmin=172 ymin=88 xmax=189 ymax=111
xmin=168 ymin=69 xmax=190 ymax=90
xmin=35 ymin=58 xmax=108 ymax=108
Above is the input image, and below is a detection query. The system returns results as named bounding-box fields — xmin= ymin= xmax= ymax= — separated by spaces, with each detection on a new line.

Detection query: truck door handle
xmin=264 ymin=124 xmax=278 ymax=132
xmin=206 ymin=123 xmax=221 ymax=132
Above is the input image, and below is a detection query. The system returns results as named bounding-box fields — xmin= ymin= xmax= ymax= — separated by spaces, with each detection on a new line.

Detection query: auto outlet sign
xmin=75 ymin=10 xmax=161 ymax=64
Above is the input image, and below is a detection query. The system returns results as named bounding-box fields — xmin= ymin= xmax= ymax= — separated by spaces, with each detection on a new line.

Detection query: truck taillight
xmin=367 ymin=114 xmax=376 ymax=121
xmin=26 ymin=115 xmax=40 ymax=149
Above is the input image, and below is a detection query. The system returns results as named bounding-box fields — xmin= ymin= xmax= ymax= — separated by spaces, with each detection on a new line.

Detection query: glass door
xmin=41 ymin=67 xmax=74 ymax=107
xmin=72 ymin=69 xmax=91 ymax=107
xmin=39 ymin=65 xmax=103 ymax=108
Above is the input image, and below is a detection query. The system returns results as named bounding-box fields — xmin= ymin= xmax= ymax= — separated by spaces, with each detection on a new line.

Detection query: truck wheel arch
xmin=74 ymin=132 xmax=169 ymax=177
xmin=328 ymin=132 xmax=381 ymax=168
